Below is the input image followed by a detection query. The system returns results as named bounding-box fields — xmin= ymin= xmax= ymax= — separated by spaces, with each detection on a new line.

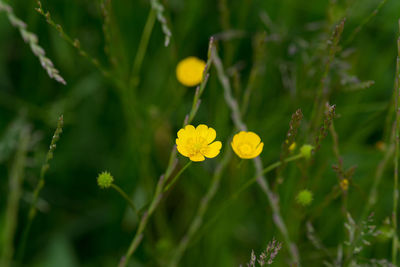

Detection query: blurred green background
xmin=1 ymin=0 xmax=400 ymax=266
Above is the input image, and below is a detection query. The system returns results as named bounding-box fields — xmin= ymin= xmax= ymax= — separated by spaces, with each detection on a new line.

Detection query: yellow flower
xmin=176 ymin=57 xmax=206 ymax=87
xmin=231 ymin=131 xmax=264 ymax=159
xmin=176 ymin=124 xmax=222 ymax=162
xmin=340 ymin=179 xmax=349 ymax=191
xmin=286 ymin=140 xmax=296 ymax=151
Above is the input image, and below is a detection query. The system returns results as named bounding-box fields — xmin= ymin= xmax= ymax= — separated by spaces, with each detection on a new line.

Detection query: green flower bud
xmin=296 ymin=189 xmax=313 ymax=206
xmin=97 ymin=171 xmax=114 ymax=189
xmin=300 ymin=144 xmax=314 ymax=159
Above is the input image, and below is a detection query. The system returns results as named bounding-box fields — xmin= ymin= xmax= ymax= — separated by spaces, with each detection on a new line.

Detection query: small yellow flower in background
xmin=289 ymin=142 xmax=296 ymax=151
xmin=231 ymin=131 xmax=264 ymax=159
xmin=176 ymin=124 xmax=222 ymax=162
xmin=176 ymin=57 xmax=206 ymax=87
xmin=285 ymin=140 xmax=296 ymax=151
xmin=300 ymin=144 xmax=314 ymax=159
xmin=340 ymin=179 xmax=349 ymax=191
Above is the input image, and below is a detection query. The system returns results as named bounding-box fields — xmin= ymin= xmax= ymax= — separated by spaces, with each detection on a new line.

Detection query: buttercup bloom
xmin=176 ymin=57 xmax=206 ymax=87
xmin=231 ymin=131 xmax=264 ymax=159
xmin=176 ymin=124 xmax=222 ymax=162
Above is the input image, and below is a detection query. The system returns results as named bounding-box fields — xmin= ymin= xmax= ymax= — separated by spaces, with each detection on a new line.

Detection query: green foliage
xmin=1 ymin=0 xmax=400 ymax=266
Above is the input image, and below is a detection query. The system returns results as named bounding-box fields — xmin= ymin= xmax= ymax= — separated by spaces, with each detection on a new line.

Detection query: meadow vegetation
xmin=1 ymin=0 xmax=400 ymax=266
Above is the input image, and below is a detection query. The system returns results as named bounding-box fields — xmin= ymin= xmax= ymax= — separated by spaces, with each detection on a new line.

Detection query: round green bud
xmin=97 ymin=171 xmax=114 ymax=189
xmin=296 ymin=189 xmax=313 ymax=206
xmin=300 ymin=144 xmax=314 ymax=159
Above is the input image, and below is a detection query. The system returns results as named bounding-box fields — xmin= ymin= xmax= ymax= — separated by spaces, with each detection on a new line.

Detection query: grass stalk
xmin=212 ymin=45 xmax=301 ymax=265
xmin=129 ymin=8 xmax=156 ymax=88
xmin=189 ymin=154 xmax=305 ymax=252
xmin=35 ymin=1 xmax=111 ymax=79
xmin=118 ymin=37 xmax=214 ymax=267
xmin=17 ymin=115 xmax=63 ymax=260
xmin=309 ymin=19 xmax=345 ymax=134
xmin=0 ymin=0 xmax=66 ymax=84
xmin=343 ymin=0 xmax=388 ymax=46
xmin=1 ymin=127 xmax=30 ymax=267
xmin=392 ymin=22 xmax=400 ymax=265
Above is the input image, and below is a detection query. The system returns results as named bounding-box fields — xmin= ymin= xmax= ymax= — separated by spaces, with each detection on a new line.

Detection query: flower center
xmin=187 ymin=137 xmax=207 ymax=156
xmin=238 ymin=143 xmax=253 ymax=156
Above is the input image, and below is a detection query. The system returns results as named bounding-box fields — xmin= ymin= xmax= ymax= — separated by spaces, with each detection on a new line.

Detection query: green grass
xmin=1 ymin=0 xmax=400 ymax=266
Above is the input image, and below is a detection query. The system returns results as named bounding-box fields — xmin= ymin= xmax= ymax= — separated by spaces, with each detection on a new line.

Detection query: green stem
xmin=233 ymin=154 xmax=304 ymax=199
xmin=164 ymin=161 xmax=192 ymax=192
xmin=129 ymin=8 xmax=156 ymax=88
xmin=1 ymin=127 xmax=30 ymax=267
xmin=118 ymin=160 xmax=192 ymax=267
xmin=17 ymin=115 xmax=63 ymax=261
xmin=392 ymin=27 xmax=400 ymax=266
xmin=189 ymin=154 xmax=305 ymax=249
xmin=111 ymin=184 xmax=139 ymax=216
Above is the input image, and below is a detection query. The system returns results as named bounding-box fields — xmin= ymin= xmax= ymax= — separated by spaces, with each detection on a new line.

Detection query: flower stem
xmin=111 ymin=184 xmax=139 ymax=216
xmin=118 ymin=160 xmax=192 ymax=267
xmin=232 ymin=154 xmax=304 ymax=199
xmin=188 ymin=153 xmax=305 ymax=251
xmin=164 ymin=161 xmax=192 ymax=192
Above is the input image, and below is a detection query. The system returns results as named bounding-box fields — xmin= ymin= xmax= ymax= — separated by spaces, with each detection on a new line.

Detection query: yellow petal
xmin=251 ymin=142 xmax=264 ymax=158
xmin=245 ymin=131 xmax=261 ymax=147
xmin=202 ymin=141 xmax=222 ymax=158
xmin=177 ymin=125 xmax=195 ymax=140
xmin=231 ymin=140 xmax=242 ymax=158
xmin=176 ymin=143 xmax=190 ymax=157
xmin=196 ymin=124 xmax=216 ymax=144
xmin=232 ymin=131 xmax=247 ymax=147
xmin=190 ymin=154 xmax=205 ymax=162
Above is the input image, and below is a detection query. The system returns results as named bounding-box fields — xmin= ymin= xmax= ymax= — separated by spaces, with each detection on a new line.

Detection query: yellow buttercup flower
xmin=176 ymin=57 xmax=206 ymax=87
xmin=176 ymin=124 xmax=222 ymax=162
xmin=231 ymin=131 xmax=264 ymax=159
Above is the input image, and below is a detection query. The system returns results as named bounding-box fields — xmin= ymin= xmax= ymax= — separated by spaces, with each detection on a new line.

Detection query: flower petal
xmin=178 ymin=125 xmax=195 ymax=140
xmin=231 ymin=140 xmax=242 ymax=158
xmin=202 ymin=141 xmax=222 ymax=158
xmin=245 ymin=132 xmax=261 ymax=147
xmin=251 ymin=142 xmax=264 ymax=158
xmin=176 ymin=143 xmax=190 ymax=157
xmin=190 ymin=154 xmax=205 ymax=162
xmin=232 ymin=131 xmax=246 ymax=147
xmin=195 ymin=124 xmax=216 ymax=144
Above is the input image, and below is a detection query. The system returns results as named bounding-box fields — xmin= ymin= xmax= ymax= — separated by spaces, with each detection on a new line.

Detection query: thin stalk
xmin=235 ymin=154 xmax=304 ymax=197
xmin=163 ymin=161 xmax=192 ymax=192
xmin=118 ymin=37 xmax=215 ymax=267
xmin=129 ymin=8 xmax=156 ymax=88
xmin=36 ymin=1 xmax=111 ymax=79
xmin=168 ymin=147 xmax=233 ymax=267
xmin=343 ymin=0 xmax=388 ymax=46
xmin=111 ymin=184 xmax=139 ymax=216
xmin=189 ymin=154 xmax=305 ymax=250
xmin=118 ymin=162 xmax=192 ymax=267
xmin=1 ymin=127 xmax=30 ymax=267
xmin=392 ymin=27 xmax=400 ymax=265
xmin=17 ymin=115 xmax=63 ymax=260
xmin=309 ymin=19 xmax=345 ymax=135
xmin=212 ymin=46 xmax=301 ymax=265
